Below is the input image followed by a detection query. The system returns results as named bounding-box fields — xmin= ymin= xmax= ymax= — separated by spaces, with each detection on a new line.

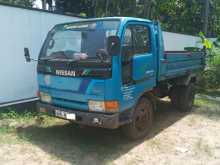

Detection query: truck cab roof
xmin=55 ymin=17 xmax=153 ymax=27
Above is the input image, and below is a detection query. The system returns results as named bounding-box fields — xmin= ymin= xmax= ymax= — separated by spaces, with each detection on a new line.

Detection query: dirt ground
xmin=0 ymin=95 xmax=220 ymax=165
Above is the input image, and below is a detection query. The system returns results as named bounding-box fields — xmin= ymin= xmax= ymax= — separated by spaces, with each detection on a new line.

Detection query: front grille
xmin=52 ymin=97 xmax=88 ymax=111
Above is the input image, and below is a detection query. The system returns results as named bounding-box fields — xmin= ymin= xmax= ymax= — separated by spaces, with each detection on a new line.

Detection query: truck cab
xmin=26 ymin=17 xmax=204 ymax=140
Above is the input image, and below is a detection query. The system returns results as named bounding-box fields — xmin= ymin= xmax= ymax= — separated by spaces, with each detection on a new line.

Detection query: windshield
xmin=40 ymin=20 xmax=120 ymax=61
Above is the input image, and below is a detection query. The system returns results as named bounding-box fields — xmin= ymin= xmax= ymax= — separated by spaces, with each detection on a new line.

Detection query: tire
xmin=121 ymin=97 xmax=153 ymax=140
xmin=170 ymin=83 xmax=195 ymax=112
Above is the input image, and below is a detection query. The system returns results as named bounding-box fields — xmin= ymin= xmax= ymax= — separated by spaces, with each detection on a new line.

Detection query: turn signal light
xmin=105 ymin=101 xmax=119 ymax=113
xmin=89 ymin=100 xmax=119 ymax=113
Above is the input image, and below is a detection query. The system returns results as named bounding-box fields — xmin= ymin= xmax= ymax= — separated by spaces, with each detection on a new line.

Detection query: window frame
xmin=133 ymin=25 xmax=151 ymax=55
xmin=121 ymin=22 xmax=152 ymax=59
xmin=120 ymin=22 xmax=152 ymax=85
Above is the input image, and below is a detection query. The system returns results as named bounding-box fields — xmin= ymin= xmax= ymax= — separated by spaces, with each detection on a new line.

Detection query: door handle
xmin=145 ymin=70 xmax=155 ymax=77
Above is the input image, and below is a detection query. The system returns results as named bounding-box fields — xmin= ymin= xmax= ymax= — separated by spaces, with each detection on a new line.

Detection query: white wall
xmin=0 ymin=5 xmax=79 ymax=106
xmin=163 ymin=31 xmax=202 ymax=51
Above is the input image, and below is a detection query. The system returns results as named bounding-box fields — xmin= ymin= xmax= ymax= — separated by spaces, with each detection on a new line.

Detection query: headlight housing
xmin=40 ymin=92 xmax=52 ymax=103
xmin=88 ymin=100 xmax=119 ymax=113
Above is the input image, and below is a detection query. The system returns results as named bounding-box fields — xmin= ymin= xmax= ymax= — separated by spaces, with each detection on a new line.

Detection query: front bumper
xmin=37 ymin=102 xmax=122 ymax=129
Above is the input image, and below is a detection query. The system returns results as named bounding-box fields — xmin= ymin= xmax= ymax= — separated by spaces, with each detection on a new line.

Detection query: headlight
xmin=88 ymin=100 xmax=119 ymax=113
xmin=40 ymin=92 xmax=52 ymax=103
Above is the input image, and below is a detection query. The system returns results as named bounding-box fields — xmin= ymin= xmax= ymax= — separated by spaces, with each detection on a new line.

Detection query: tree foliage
xmin=0 ymin=0 xmax=219 ymax=36
xmin=55 ymin=0 xmax=95 ymax=17
xmin=0 ymin=0 xmax=35 ymax=7
xmin=54 ymin=0 xmax=220 ymax=36
xmin=209 ymin=0 xmax=220 ymax=37
xmin=197 ymin=33 xmax=220 ymax=90
xmin=152 ymin=0 xmax=203 ymax=35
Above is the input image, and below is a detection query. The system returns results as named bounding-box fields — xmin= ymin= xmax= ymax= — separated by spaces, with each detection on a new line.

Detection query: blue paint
xmin=37 ymin=17 xmax=205 ymax=114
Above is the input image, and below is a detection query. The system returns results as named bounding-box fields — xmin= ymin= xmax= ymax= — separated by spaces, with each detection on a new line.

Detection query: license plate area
xmin=55 ymin=110 xmax=76 ymax=120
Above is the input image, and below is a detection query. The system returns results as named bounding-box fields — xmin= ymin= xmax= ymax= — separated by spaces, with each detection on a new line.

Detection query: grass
xmin=201 ymin=89 xmax=220 ymax=97
xmin=194 ymin=94 xmax=220 ymax=121
xmin=0 ymin=108 xmax=61 ymax=145
xmin=0 ymin=109 xmax=131 ymax=164
xmin=194 ymin=98 xmax=218 ymax=107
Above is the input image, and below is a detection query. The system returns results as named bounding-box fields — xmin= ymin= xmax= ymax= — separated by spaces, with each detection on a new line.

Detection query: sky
xmin=34 ymin=0 xmax=42 ymax=9
xmin=33 ymin=0 xmax=55 ymax=9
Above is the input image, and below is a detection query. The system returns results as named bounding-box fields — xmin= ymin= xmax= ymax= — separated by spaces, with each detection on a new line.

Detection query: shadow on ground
xmin=17 ymin=101 xmax=188 ymax=165
xmin=194 ymin=94 xmax=220 ymax=120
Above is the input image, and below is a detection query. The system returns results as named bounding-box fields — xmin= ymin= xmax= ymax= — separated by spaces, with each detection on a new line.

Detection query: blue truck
xmin=24 ymin=17 xmax=205 ymax=140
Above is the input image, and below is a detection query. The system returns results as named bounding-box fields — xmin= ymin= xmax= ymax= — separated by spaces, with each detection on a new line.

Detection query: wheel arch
xmin=136 ymin=90 xmax=157 ymax=112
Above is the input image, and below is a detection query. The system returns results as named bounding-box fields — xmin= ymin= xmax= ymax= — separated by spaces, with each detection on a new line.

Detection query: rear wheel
xmin=122 ymin=97 xmax=153 ymax=140
xmin=170 ymin=83 xmax=195 ymax=112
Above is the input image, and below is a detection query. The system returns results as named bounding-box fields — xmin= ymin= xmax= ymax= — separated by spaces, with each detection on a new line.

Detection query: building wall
xmin=0 ymin=4 xmax=80 ymax=106
xmin=163 ymin=31 xmax=202 ymax=51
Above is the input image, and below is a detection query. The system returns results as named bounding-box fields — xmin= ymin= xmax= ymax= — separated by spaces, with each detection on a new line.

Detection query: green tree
xmin=55 ymin=0 xmax=95 ymax=17
xmin=208 ymin=0 xmax=220 ymax=37
xmin=0 ymin=0 xmax=35 ymax=7
xmin=54 ymin=0 xmax=220 ymax=36
xmin=151 ymin=0 xmax=204 ymax=35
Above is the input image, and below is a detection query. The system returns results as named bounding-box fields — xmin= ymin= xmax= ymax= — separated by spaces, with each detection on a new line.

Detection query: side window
xmin=121 ymin=24 xmax=151 ymax=85
xmin=121 ymin=26 xmax=134 ymax=84
xmin=123 ymin=27 xmax=132 ymax=46
xmin=122 ymin=26 xmax=134 ymax=61
xmin=134 ymin=25 xmax=151 ymax=54
xmin=121 ymin=25 xmax=151 ymax=61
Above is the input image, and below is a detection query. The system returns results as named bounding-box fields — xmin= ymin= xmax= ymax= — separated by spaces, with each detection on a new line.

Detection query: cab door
xmin=120 ymin=22 xmax=156 ymax=110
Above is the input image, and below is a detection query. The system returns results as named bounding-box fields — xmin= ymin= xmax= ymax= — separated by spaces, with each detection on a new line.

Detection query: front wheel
xmin=121 ymin=97 xmax=153 ymax=140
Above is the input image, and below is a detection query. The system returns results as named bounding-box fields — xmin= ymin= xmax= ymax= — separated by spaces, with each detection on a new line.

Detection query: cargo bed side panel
xmin=159 ymin=52 xmax=205 ymax=81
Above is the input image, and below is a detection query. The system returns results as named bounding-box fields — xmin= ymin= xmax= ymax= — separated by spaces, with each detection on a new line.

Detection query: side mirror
xmin=24 ymin=48 xmax=31 ymax=62
xmin=107 ymin=36 xmax=121 ymax=56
